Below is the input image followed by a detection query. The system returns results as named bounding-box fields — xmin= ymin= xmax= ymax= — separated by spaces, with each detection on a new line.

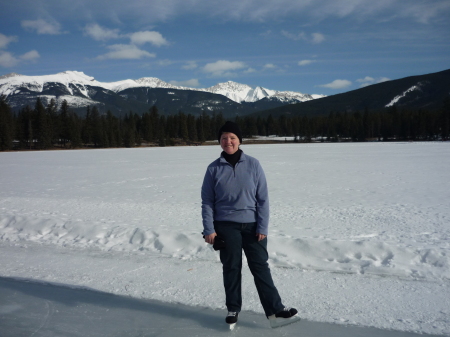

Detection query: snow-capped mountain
xmin=103 ymin=77 xmax=187 ymax=93
xmin=0 ymin=71 xmax=317 ymax=103
xmin=0 ymin=72 xmax=23 ymax=80
xmin=201 ymin=80 xmax=315 ymax=103
xmin=0 ymin=70 xmax=322 ymax=117
xmin=2 ymin=69 xmax=448 ymax=118
xmin=203 ymin=81 xmax=254 ymax=103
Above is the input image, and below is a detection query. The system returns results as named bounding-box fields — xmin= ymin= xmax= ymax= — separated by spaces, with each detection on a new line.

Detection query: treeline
xmin=0 ymin=95 xmax=449 ymax=151
xmin=273 ymin=101 xmax=450 ymax=142
xmin=0 ymin=97 xmax=227 ymax=150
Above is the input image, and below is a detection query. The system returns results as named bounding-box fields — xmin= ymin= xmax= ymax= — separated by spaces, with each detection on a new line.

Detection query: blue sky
xmin=1 ymin=0 xmax=449 ymax=96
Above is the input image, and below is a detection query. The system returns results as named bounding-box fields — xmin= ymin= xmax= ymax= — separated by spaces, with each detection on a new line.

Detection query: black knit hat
xmin=217 ymin=121 xmax=243 ymax=143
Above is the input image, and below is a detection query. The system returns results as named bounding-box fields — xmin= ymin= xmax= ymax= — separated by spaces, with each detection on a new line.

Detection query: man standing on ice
xmin=201 ymin=121 xmax=299 ymax=329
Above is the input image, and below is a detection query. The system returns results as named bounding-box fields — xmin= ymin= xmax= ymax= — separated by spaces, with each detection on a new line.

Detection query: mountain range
xmin=0 ymin=71 xmax=323 ymax=118
xmin=256 ymin=68 xmax=450 ymax=118
xmin=1 ymin=69 xmax=448 ymax=119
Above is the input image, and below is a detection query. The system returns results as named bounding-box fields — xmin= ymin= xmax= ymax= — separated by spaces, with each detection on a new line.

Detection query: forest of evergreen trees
xmin=0 ymin=95 xmax=449 ymax=151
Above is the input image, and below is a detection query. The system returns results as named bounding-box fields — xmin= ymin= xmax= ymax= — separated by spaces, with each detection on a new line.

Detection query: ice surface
xmin=0 ymin=142 xmax=449 ymax=335
xmin=3 ymin=277 xmax=440 ymax=337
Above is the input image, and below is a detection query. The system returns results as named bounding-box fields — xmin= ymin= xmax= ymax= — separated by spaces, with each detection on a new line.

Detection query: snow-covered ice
xmin=0 ymin=142 xmax=449 ymax=335
xmin=1 ymin=277 xmax=439 ymax=337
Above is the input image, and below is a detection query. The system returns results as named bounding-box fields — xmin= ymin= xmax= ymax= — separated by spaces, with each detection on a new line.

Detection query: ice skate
xmin=225 ymin=311 xmax=238 ymax=330
xmin=268 ymin=307 xmax=300 ymax=328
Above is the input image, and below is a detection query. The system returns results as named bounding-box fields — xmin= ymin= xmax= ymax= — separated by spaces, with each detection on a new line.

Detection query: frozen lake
xmin=1 ymin=142 xmax=449 ymax=335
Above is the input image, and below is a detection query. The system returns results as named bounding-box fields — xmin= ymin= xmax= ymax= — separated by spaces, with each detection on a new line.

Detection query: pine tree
xmin=178 ymin=111 xmax=188 ymax=141
xmin=90 ymin=106 xmax=102 ymax=147
xmin=214 ymin=112 xmax=225 ymax=137
xmin=100 ymin=116 xmax=109 ymax=148
xmin=302 ymin=116 xmax=311 ymax=142
xmin=440 ymin=96 xmax=450 ymax=140
xmin=123 ymin=112 xmax=136 ymax=147
xmin=235 ymin=116 xmax=244 ymax=136
xmin=244 ymin=116 xmax=258 ymax=138
xmin=196 ymin=111 xmax=205 ymax=143
xmin=82 ymin=106 xmax=92 ymax=146
xmin=158 ymin=115 xmax=166 ymax=147
xmin=35 ymin=98 xmax=52 ymax=149
xmin=187 ymin=114 xmax=197 ymax=141
xmin=106 ymin=111 xmax=120 ymax=147
xmin=266 ymin=115 xmax=279 ymax=136
xmin=141 ymin=112 xmax=151 ymax=142
xmin=256 ymin=116 xmax=266 ymax=136
xmin=0 ymin=95 xmax=14 ymax=150
xmin=69 ymin=112 xmax=83 ymax=148
xmin=46 ymin=98 xmax=59 ymax=146
xmin=134 ymin=113 xmax=142 ymax=146
xmin=150 ymin=106 xmax=159 ymax=142
xmin=16 ymin=106 xmax=34 ymax=149
xmin=59 ymin=100 xmax=70 ymax=147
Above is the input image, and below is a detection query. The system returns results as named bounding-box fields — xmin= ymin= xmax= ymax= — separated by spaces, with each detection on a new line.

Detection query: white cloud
xmin=263 ymin=63 xmax=276 ymax=69
xmin=282 ymin=30 xmax=306 ymax=41
xmin=182 ymin=61 xmax=198 ymax=70
xmin=20 ymin=50 xmax=40 ymax=61
xmin=0 ymin=51 xmax=19 ymax=67
xmin=203 ymin=60 xmax=247 ymax=77
xmin=21 ymin=19 xmax=62 ymax=35
xmin=84 ymin=24 xmax=120 ymax=41
xmin=311 ymin=32 xmax=325 ymax=44
xmin=0 ymin=33 xmax=17 ymax=49
xmin=0 ymin=49 xmax=40 ymax=68
xmin=6 ymin=1 xmax=450 ymax=26
xmin=356 ymin=76 xmax=375 ymax=83
xmin=298 ymin=59 xmax=316 ymax=66
xmin=357 ymin=76 xmax=390 ymax=87
xmin=97 ymin=44 xmax=156 ymax=60
xmin=129 ymin=31 xmax=168 ymax=47
xmin=157 ymin=59 xmax=173 ymax=66
xmin=169 ymin=79 xmax=200 ymax=87
xmin=282 ymin=30 xmax=324 ymax=43
xmin=399 ymin=0 xmax=450 ymax=23
xmin=378 ymin=77 xmax=390 ymax=83
xmin=85 ymin=26 xmax=169 ymax=62
xmin=318 ymin=79 xmax=352 ymax=90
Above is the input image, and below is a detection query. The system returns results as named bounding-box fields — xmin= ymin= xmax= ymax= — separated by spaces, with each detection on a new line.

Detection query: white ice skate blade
xmin=228 ymin=323 xmax=236 ymax=330
xmin=269 ymin=314 xmax=300 ymax=328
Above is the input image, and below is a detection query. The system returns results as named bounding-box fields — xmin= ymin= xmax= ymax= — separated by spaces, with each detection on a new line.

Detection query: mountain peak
xmin=135 ymin=77 xmax=179 ymax=88
xmin=204 ymin=81 xmax=254 ymax=103
xmin=0 ymin=70 xmax=322 ymax=111
xmin=207 ymin=81 xmax=252 ymax=91
xmin=55 ymin=71 xmax=96 ymax=82
xmin=0 ymin=73 xmax=23 ymax=80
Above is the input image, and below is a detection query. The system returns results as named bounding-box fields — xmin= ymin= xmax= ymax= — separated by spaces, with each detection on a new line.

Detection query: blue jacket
xmin=201 ymin=152 xmax=270 ymax=235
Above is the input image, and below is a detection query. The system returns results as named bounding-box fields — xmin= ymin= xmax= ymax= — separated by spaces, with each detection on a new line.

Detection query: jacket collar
xmin=219 ymin=150 xmax=246 ymax=164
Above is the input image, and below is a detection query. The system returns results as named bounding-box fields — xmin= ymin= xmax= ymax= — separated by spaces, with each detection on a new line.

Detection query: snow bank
xmin=1 ymin=211 xmax=448 ymax=281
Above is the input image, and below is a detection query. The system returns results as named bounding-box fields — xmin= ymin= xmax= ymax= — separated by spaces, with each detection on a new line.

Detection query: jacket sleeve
xmin=255 ymin=161 xmax=270 ymax=235
xmin=201 ymin=167 xmax=216 ymax=235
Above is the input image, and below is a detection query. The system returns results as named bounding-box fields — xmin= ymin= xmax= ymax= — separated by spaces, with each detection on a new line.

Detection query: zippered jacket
xmin=201 ymin=152 xmax=270 ymax=236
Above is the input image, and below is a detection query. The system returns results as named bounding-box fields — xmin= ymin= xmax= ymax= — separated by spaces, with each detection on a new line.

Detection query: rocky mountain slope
xmin=0 ymin=71 xmax=318 ymax=117
xmin=256 ymin=68 xmax=450 ymax=118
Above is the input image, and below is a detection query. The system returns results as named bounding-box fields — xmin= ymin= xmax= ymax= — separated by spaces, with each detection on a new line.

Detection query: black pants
xmin=214 ymin=221 xmax=284 ymax=316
